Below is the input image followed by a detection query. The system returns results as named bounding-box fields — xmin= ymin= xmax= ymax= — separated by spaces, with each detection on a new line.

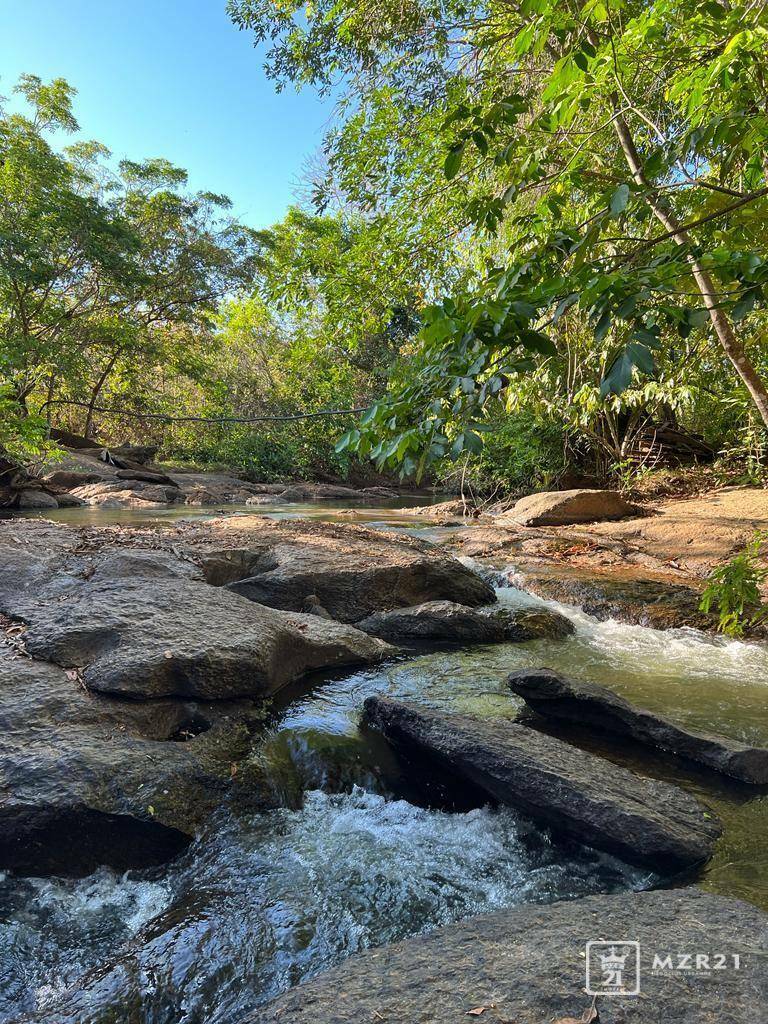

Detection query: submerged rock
xmin=499 ymin=487 xmax=636 ymax=526
xmin=509 ymin=668 xmax=768 ymax=784
xmin=363 ymin=696 xmax=721 ymax=870
xmin=357 ymin=600 xmax=574 ymax=645
xmin=257 ymin=888 xmax=768 ymax=1023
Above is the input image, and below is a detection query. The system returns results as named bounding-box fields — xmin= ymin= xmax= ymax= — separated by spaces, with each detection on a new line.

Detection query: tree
xmin=230 ymin=0 xmax=768 ymax=475
xmin=0 ymin=74 xmax=261 ymax=445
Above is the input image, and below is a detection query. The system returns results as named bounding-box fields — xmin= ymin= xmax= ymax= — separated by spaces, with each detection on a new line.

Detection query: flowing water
xmin=1 ymin=511 xmax=767 ymax=1022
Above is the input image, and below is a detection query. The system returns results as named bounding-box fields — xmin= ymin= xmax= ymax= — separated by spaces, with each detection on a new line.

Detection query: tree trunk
xmin=611 ymin=112 xmax=768 ymax=429
xmin=84 ymin=353 xmax=121 ymax=439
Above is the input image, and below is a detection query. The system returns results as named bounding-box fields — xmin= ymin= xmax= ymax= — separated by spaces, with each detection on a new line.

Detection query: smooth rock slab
xmin=509 ymin=668 xmax=768 ymax=784
xmin=69 ymin=479 xmax=181 ymax=508
xmin=500 ymin=487 xmax=635 ymax=526
xmin=256 ymin=888 xmax=768 ymax=1024
xmin=201 ymin=520 xmax=495 ymax=622
xmin=0 ymin=547 xmax=392 ymax=700
xmin=357 ymin=600 xmax=574 ymax=644
xmin=363 ymin=697 xmax=720 ymax=870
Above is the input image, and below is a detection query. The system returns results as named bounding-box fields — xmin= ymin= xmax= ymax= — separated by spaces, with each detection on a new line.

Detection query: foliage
xmin=159 ymin=210 xmax=431 ymax=478
xmin=231 ymin=0 xmax=768 ymax=477
xmin=0 ymin=74 xmax=260 ymax=458
xmin=699 ymin=531 xmax=768 ymax=637
xmin=0 ymin=386 xmax=58 ymax=466
xmin=451 ymin=412 xmax=567 ymax=494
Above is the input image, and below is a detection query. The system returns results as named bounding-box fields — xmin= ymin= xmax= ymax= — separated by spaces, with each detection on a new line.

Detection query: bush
xmin=456 ymin=413 xmax=567 ymax=494
xmin=160 ymin=420 xmax=352 ymax=482
xmin=699 ymin=531 xmax=768 ymax=637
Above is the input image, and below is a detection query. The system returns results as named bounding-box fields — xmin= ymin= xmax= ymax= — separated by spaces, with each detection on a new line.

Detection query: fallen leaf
xmin=466 ymin=1006 xmax=495 ymax=1016
xmin=554 ymin=1001 xmax=598 ymax=1024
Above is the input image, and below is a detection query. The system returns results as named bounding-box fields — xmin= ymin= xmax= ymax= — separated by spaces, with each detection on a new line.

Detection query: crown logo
xmin=599 ymin=947 xmax=629 ymax=971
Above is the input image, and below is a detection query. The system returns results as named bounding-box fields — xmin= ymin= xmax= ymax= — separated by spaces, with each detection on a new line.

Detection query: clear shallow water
xmin=0 ymin=791 xmax=645 ymax=1022
xmin=1 ymin=574 xmax=767 ymax=1021
xmin=0 ymin=495 xmax=447 ymax=532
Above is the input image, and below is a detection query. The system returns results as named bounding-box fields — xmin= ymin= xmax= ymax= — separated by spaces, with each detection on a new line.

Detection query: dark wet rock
xmin=113 ymin=467 xmax=178 ymax=487
xmin=41 ymin=467 xmax=106 ymax=489
xmin=167 ymin=470 xmax=264 ymax=505
xmin=202 ymin=522 xmax=495 ymax=623
xmin=509 ymin=668 xmax=768 ymax=785
xmin=363 ymin=697 xmax=720 ymax=870
xmin=357 ymin=600 xmax=574 ymax=645
xmin=248 ymin=482 xmax=290 ymax=494
xmin=510 ymin=566 xmax=717 ymax=631
xmin=301 ymin=593 xmax=335 ymax=619
xmin=362 ymin=485 xmax=399 ymax=498
xmin=0 ymin=649 xmax=266 ymax=875
xmin=53 ymin=492 xmax=86 ymax=507
xmin=499 ymin=488 xmax=636 ymax=526
xmin=41 ymin=453 xmax=119 ymax=487
xmin=257 ymin=888 xmax=767 ymax=1024
xmin=278 ymin=483 xmax=364 ymax=500
xmin=14 ymin=488 xmax=59 ymax=510
xmin=0 ymin=547 xmax=392 ymax=700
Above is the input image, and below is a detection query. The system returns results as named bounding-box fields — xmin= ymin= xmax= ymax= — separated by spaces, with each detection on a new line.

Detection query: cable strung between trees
xmin=37 ymin=399 xmax=371 ymax=425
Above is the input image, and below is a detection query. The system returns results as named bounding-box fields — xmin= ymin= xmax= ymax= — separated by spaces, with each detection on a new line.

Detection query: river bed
xmin=0 ymin=504 xmax=766 ymax=1022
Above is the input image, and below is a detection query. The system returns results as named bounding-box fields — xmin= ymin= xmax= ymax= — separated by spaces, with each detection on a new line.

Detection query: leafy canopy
xmin=230 ymin=0 xmax=768 ymax=476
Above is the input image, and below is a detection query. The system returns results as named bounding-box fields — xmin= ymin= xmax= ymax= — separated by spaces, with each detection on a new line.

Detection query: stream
xmin=0 ymin=502 xmax=766 ymax=1022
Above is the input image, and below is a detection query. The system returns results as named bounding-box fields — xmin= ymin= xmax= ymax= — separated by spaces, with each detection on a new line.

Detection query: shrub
xmin=699 ymin=531 xmax=768 ymax=637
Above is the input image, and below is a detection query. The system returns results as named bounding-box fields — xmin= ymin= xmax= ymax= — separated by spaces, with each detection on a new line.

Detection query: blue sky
xmin=0 ymin=0 xmax=335 ymax=227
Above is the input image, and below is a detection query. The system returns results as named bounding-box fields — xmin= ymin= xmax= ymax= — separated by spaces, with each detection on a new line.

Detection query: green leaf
xmin=464 ymin=429 xmax=484 ymax=454
xmin=616 ymin=294 xmax=637 ymax=319
xmin=626 ymin=341 xmax=656 ymax=374
xmin=594 ymin=310 xmax=612 ymax=343
xmin=444 ymin=143 xmax=465 ymax=180
xmin=732 ymin=289 xmax=758 ymax=322
xmin=609 ymin=183 xmax=630 ymax=216
xmin=518 ymin=329 xmax=557 ymax=355
xmin=472 ymin=130 xmax=488 ymax=156
xmin=601 ymin=350 xmax=634 ymax=396
xmin=573 ymin=51 xmax=589 ymax=72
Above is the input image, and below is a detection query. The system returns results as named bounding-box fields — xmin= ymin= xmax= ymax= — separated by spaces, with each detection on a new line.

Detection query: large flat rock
xmin=363 ymin=697 xmax=721 ymax=870
xmin=256 ymin=888 xmax=768 ymax=1023
xmin=500 ymin=488 xmax=635 ymax=526
xmin=509 ymin=668 xmax=768 ymax=784
xmin=0 ymin=547 xmax=392 ymax=700
xmin=199 ymin=519 xmax=495 ymax=622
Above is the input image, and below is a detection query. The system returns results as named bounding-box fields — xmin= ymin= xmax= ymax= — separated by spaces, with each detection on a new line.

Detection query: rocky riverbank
xmin=1 ymin=508 xmax=767 ymax=1022
xmin=1 ymin=515 xmax=574 ymax=880
xmin=258 ymin=888 xmax=768 ymax=1023
xmin=1 ymin=441 xmax=405 ymax=510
